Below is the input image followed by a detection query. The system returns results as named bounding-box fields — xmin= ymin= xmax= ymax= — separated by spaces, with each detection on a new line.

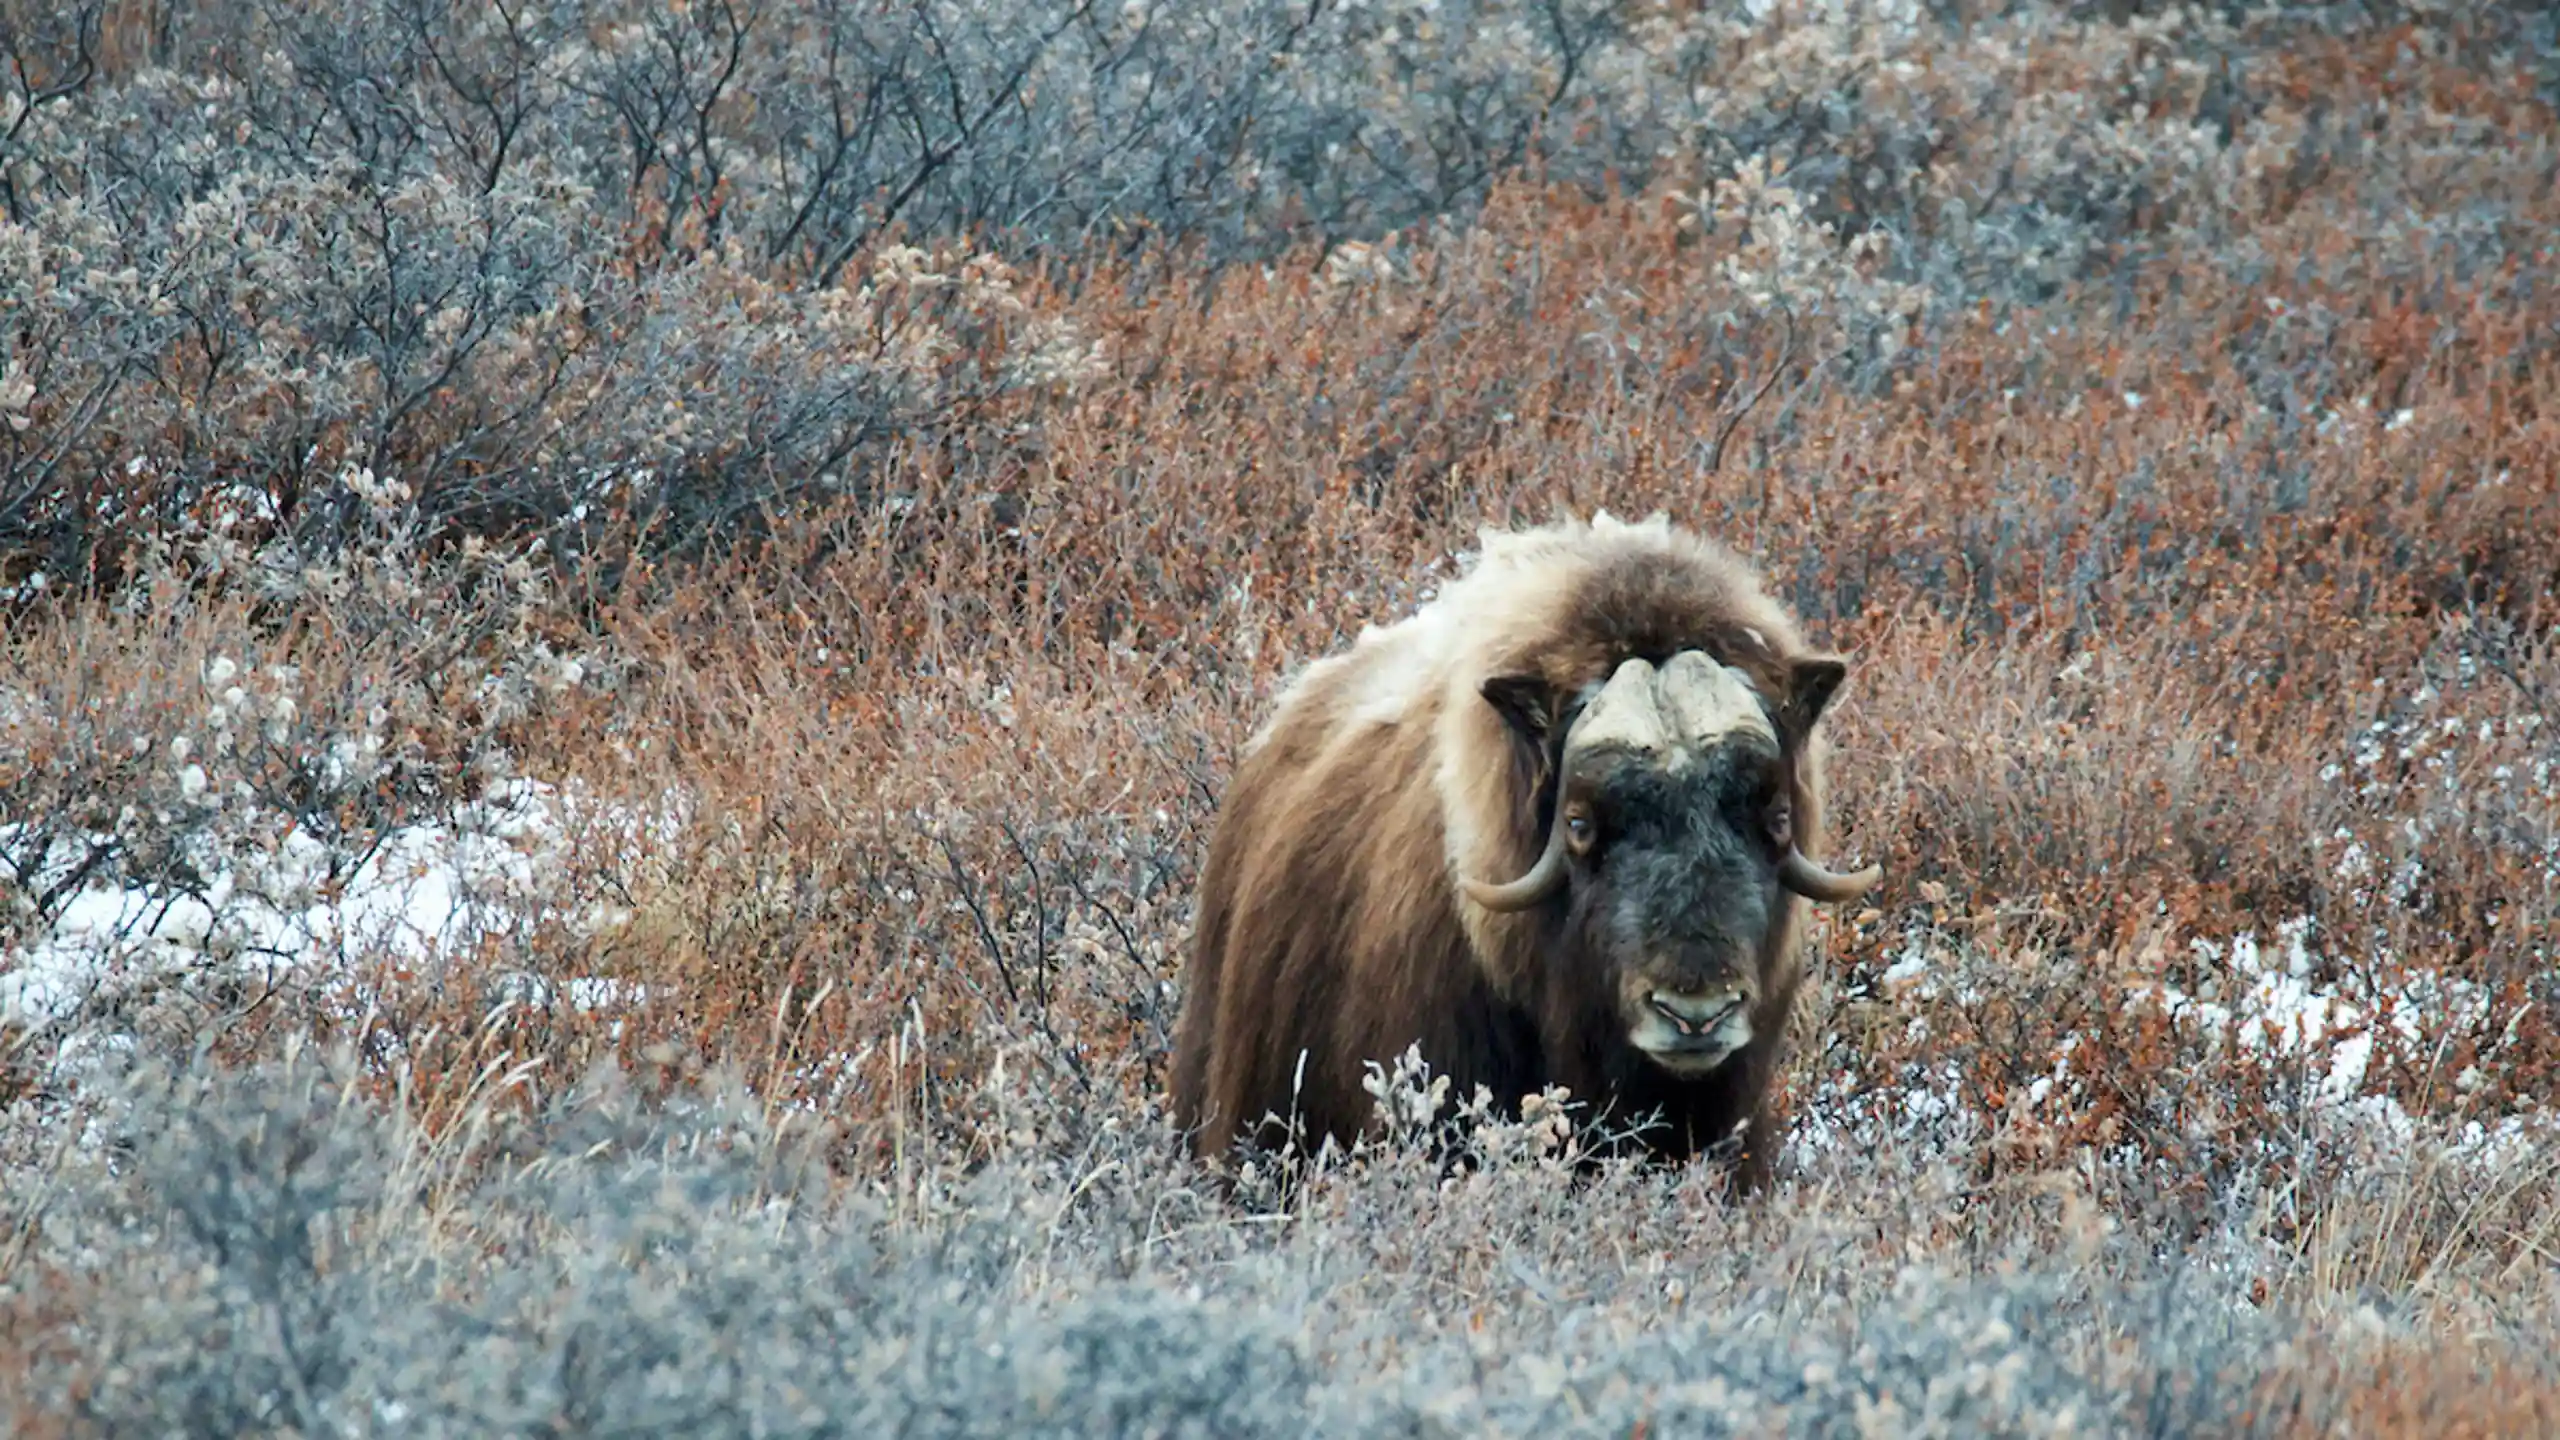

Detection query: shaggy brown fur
xmin=1168 ymin=512 xmax=1877 ymax=1191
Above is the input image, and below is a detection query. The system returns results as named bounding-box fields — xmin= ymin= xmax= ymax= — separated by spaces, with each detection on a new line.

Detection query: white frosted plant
xmin=1669 ymin=151 xmax=1929 ymax=369
xmin=1360 ymin=1041 xmax=1456 ymax=1150
xmin=1352 ymin=1042 xmax=1592 ymax=1172
xmin=0 ymin=359 xmax=31 ymax=433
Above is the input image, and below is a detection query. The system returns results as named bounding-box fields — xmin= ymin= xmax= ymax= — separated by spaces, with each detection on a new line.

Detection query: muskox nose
xmin=1647 ymin=989 xmax=1744 ymax=1037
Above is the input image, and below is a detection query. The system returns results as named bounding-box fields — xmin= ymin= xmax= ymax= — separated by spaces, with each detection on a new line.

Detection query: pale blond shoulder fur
xmin=1237 ymin=510 xmax=1803 ymax=975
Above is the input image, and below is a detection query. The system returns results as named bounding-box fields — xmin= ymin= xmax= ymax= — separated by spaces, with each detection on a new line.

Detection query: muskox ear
xmin=1777 ymin=654 xmax=1849 ymax=743
xmin=1479 ymin=673 xmax=1557 ymax=747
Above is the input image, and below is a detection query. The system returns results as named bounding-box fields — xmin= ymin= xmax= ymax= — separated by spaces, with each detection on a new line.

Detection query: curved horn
xmin=1462 ymin=688 xmax=1603 ymax=914
xmin=1462 ymin=787 xmax=1575 ymax=912
xmin=1779 ymin=849 xmax=1882 ymax=904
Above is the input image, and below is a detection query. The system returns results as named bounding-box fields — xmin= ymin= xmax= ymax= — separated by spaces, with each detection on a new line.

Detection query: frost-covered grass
xmin=6 ymin=0 xmax=2560 ymax=1430
xmin=4 ymin=1039 xmax=2547 ymax=1438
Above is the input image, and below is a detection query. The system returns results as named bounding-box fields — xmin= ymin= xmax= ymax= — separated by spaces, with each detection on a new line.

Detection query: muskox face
xmin=1469 ymin=651 xmax=1879 ymax=1077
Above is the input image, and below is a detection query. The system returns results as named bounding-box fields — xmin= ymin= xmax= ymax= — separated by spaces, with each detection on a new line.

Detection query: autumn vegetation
xmin=2 ymin=0 xmax=2557 ymax=1432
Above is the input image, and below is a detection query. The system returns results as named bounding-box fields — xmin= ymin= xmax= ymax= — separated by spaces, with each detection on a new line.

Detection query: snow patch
xmin=3 ymin=775 xmax=679 ymax=1085
xmin=1793 ymin=912 xmax=2549 ymax=1184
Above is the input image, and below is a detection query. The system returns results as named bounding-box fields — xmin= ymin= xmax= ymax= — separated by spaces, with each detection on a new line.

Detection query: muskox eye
xmin=1764 ymin=798 xmax=1793 ymax=850
xmin=1565 ymin=806 xmax=1595 ymax=851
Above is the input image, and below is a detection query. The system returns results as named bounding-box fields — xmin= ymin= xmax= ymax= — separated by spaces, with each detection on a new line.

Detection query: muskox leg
xmin=1722 ymin=1102 xmax=1781 ymax=1196
xmin=1714 ymin=1032 xmax=1801 ymax=1198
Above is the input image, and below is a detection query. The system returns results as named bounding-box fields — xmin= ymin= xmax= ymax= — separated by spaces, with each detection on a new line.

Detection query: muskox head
xmin=1467 ymin=650 xmax=1879 ymax=1078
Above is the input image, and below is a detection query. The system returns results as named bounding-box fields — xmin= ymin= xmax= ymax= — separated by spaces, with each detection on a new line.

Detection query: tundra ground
xmin=3 ymin=1 xmax=2557 ymax=1432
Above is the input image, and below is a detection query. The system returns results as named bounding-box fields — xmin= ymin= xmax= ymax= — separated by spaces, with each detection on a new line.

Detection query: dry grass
xmin=3 ymin=0 xmax=2558 ymax=1430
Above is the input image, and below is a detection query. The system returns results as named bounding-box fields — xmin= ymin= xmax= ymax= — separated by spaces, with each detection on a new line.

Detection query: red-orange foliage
xmin=7 ymin=8 xmax=2560 ymax=1429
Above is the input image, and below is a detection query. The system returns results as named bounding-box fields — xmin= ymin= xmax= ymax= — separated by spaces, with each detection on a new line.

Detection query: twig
xmin=1705 ymin=302 xmax=1796 ymax=478
xmin=934 ymin=832 xmax=1017 ymax=1008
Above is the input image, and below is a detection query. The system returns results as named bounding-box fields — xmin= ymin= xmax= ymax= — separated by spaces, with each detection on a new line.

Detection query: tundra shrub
xmin=0 ymin=1045 xmax=2344 ymax=1439
xmin=8 ymin=0 xmax=2549 ymax=580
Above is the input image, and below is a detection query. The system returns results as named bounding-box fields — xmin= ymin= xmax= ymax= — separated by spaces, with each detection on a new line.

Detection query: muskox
xmin=1167 ymin=511 xmax=1881 ymax=1189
